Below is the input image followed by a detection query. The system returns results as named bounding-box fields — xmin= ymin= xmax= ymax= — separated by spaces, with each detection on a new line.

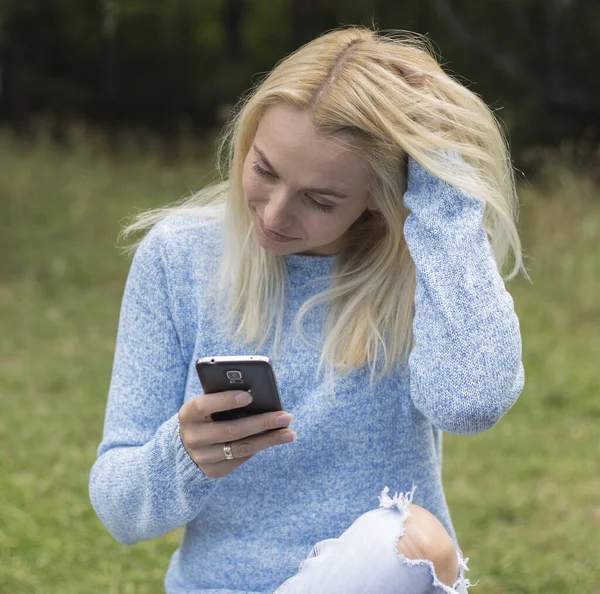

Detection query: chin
xmin=259 ymin=238 xmax=302 ymax=255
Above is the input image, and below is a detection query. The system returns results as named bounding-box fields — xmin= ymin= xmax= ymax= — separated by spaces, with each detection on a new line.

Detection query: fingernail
xmin=236 ymin=392 xmax=252 ymax=405
xmin=276 ymin=412 xmax=293 ymax=424
xmin=282 ymin=431 xmax=297 ymax=442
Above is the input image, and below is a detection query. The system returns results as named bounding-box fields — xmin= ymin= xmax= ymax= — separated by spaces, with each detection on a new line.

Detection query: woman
xmin=90 ymin=25 xmax=526 ymax=593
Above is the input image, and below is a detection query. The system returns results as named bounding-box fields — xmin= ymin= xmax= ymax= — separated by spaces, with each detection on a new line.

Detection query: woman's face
xmin=242 ymin=103 xmax=374 ymax=256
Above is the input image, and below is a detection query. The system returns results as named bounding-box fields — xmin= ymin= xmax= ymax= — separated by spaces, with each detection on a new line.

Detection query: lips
xmin=258 ymin=216 xmax=297 ymax=240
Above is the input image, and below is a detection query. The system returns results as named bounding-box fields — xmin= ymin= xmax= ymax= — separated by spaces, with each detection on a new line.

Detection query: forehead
xmin=254 ymin=104 xmax=369 ymax=182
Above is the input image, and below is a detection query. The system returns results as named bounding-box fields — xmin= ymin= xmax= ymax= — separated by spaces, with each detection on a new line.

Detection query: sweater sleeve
xmin=403 ymin=155 xmax=525 ymax=434
xmin=89 ymin=222 xmax=219 ymax=545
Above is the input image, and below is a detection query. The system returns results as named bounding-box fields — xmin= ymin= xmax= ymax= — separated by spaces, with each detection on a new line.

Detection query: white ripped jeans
xmin=273 ymin=486 xmax=472 ymax=594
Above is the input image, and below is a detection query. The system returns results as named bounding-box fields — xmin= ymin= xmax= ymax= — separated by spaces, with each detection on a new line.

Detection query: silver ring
xmin=223 ymin=442 xmax=234 ymax=460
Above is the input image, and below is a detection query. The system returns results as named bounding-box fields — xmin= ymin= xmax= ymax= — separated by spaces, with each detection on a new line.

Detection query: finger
xmin=205 ymin=410 xmax=294 ymax=445
xmin=202 ymin=428 xmax=296 ymax=466
xmin=198 ymin=455 xmax=252 ymax=479
xmin=186 ymin=390 xmax=253 ymax=424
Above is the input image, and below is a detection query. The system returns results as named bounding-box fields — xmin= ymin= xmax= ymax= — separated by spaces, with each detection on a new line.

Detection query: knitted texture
xmin=89 ymin=157 xmax=524 ymax=593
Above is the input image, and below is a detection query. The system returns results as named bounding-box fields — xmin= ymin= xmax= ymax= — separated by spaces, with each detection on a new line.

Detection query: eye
xmin=308 ymin=198 xmax=334 ymax=213
xmin=252 ymin=163 xmax=275 ymax=179
xmin=252 ymin=162 xmax=334 ymax=213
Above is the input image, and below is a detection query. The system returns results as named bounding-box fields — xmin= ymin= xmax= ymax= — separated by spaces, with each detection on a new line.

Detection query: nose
xmin=262 ymin=192 xmax=295 ymax=235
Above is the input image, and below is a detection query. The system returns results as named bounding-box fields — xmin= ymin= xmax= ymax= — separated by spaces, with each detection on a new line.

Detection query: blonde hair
xmin=120 ymin=25 xmax=527 ymax=397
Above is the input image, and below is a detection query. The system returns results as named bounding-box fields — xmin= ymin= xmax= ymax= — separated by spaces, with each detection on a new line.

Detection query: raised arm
xmin=403 ymin=155 xmax=525 ymax=434
xmin=89 ymin=223 xmax=219 ymax=545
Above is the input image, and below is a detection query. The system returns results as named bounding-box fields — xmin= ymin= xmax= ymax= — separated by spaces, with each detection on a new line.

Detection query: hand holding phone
xmin=178 ymin=390 xmax=297 ymax=479
xmin=178 ymin=356 xmax=297 ymax=479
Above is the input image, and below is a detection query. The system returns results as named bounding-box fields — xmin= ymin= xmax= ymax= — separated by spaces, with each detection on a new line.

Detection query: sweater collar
xmin=283 ymin=252 xmax=337 ymax=277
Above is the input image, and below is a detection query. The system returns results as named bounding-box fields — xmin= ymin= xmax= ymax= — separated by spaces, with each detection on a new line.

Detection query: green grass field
xmin=1 ymin=129 xmax=599 ymax=593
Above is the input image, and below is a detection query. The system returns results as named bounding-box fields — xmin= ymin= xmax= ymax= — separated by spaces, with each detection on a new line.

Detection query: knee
xmin=396 ymin=503 xmax=459 ymax=588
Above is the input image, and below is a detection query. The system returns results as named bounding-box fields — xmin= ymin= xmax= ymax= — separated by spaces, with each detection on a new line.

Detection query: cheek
xmin=242 ymin=174 xmax=265 ymax=204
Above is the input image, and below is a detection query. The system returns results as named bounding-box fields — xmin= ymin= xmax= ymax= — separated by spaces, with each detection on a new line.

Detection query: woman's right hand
xmin=178 ymin=391 xmax=297 ymax=479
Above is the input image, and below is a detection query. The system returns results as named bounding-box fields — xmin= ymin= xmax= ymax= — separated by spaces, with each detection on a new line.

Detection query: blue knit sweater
xmin=89 ymin=157 xmax=525 ymax=593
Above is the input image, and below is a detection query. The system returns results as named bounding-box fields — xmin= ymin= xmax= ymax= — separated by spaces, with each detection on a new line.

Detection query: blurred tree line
xmin=0 ymin=0 xmax=598 ymax=154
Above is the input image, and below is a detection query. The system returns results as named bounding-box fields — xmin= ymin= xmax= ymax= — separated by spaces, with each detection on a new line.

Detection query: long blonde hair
xmin=120 ymin=25 xmax=527 ymax=395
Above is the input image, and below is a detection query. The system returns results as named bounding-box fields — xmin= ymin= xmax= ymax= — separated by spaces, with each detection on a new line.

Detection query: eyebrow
xmin=253 ymin=144 xmax=348 ymax=199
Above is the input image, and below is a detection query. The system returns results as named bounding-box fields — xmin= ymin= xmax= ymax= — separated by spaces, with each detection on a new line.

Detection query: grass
xmin=1 ymin=128 xmax=599 ymax=593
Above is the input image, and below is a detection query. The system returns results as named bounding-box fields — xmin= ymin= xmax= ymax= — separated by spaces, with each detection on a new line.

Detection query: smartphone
xmin=195 ymin=356 xmax=285 ymax=431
